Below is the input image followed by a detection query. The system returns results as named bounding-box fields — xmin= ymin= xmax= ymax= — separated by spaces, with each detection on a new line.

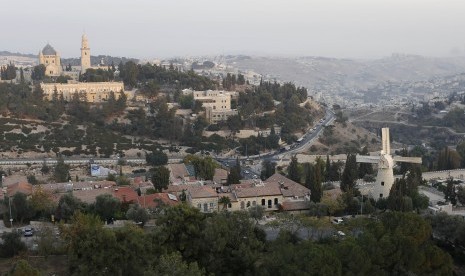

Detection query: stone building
xmin=38 ymin=44 xmax=61 ymax=76
xmin=40 ymin=81 xmax=125 ymax=103
xmin=183 ymin=89 xmax=238 ymax=123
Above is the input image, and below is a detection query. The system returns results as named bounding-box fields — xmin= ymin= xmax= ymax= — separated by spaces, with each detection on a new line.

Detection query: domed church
xmin=38 ymin=43 xmax=62 ymax=76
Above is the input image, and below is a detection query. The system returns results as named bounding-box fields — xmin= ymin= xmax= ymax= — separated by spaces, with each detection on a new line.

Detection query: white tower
xmin=356 ymin=128 xmax=422 ymax=200
xmin=81 ymin=34 xmax=91 ymax=73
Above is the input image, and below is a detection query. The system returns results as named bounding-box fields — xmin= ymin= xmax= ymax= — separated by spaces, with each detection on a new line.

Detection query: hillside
xmin=224 ymin=54 xmax=465 ymax=93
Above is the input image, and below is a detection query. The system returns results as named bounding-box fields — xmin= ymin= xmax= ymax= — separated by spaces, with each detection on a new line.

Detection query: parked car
xmin=331 ymin=218 xmax=343 ymax=225
xmin=23 ymin=227 xmax=33 ymax=237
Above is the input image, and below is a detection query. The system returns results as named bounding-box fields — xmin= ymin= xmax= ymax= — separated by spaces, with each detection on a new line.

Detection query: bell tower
xmin=81 ymin=34 xmax=91 ymax=73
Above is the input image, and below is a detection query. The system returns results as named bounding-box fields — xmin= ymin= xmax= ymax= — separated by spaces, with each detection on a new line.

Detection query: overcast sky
xmin=3 ymin=0 xmax=465 ymax=59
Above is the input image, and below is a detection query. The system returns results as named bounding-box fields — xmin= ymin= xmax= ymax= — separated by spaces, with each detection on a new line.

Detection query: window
xmin=241 ymin=201 xmax=245 ymax=209
xmin=198 ymin=204 xmax=201 ymax=209
xmin=261 ymin=199 xmax=265 ymax=206
xmin=252 ymin=201 xmax=256 ymax=206
xmin=228 ymin=203 xmax=232 ymax=208
xmin=246 ymin=201 xmax=250 ymax=207
xmin=379 ymin=193 xmax=383 ymax=198
xmin=203 ymin=203 xmax=208 ymax=212
xmin=381 ymin=181 xmax=384 ymax=186
xmin=268 ymin=200 xmax=272 ymax=208
xmin=274 ymin=198 xmax=278 ymax=205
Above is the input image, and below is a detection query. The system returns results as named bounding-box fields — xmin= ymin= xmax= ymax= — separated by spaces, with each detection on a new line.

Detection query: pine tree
xmin=287 ymin=155 xmax=301 ymax=183
xmin=306 ymin=163 xmax=322 ymax=202
xmin=341 ymin=153 xmax=358 ymax=192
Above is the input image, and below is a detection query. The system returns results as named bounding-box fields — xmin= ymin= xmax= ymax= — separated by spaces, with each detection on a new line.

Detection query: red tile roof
xmin=139 ymin=193 xmax=179 ymax=208
xmin=113 ymin=186 xmax=139 ymax=203
xmin=7 ymin=182 xmax=32 ymax=197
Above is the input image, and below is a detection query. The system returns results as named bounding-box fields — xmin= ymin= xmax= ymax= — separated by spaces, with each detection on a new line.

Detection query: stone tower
xmin=81 ymin=34 xmax=91 ymax=73
xmin=356 ymin=128 xmax=422 ymax=200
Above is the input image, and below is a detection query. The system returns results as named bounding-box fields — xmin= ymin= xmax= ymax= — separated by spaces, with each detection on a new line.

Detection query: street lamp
xmin=8 ymin=197 xmax=13 ymax=228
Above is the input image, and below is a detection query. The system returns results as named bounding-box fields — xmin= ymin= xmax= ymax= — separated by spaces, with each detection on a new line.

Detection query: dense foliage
xmin=55 ymin=206 xmax=453 ymax=276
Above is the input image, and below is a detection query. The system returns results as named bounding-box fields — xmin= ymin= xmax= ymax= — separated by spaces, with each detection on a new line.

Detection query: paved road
xmin=216 ymin=108 xmax=334 ymax=178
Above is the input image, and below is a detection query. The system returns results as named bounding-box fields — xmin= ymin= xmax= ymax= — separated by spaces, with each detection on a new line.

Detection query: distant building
xmin=40 ymin=81 xmax=125 ymax=103
xmin=39 ymin=34 xmax=110 ymax=78
xmin=38 ymin=44 xmax=61 ymax=76
xmin=183 ymin=89 xmax=238 ymax=123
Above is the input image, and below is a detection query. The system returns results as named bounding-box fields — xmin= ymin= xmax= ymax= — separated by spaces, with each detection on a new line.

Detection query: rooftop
xmin=266 ymin=173 xmax=310 ymax=198
xmin=42 ymin=44 xmax=57 ymax=55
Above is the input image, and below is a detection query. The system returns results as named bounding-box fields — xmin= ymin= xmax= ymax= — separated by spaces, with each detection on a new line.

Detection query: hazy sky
xmin=3 ymin=0 xmax=465 ymax=59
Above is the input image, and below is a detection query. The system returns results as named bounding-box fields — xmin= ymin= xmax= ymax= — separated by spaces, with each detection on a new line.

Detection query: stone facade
xmin=39 ymin=44 xmax=61 ymax=76
xmin=184 ymin=89 xmax=238 ymax=123
xmin=40 ymin=81 xmax=125 ymax=103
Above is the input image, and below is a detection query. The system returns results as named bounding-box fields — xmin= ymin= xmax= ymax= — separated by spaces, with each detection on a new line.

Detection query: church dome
xmin=42 ymin=44 xmax=57 ymax=55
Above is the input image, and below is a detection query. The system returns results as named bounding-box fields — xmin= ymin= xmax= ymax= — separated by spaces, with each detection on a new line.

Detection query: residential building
xmin=183 ymin=89 xmax=238 ymax=123
xmin=186 ymin=185 xmax=218 ymax=213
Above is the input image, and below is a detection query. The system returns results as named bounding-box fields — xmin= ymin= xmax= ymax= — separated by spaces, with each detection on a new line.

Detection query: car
xmin=331 ymin=218 xmax=343 ymax=225
xmin=23 ymin=228 xmax=33 ymax=237
xmin=337 ymin=231 xmax=346 ymax=237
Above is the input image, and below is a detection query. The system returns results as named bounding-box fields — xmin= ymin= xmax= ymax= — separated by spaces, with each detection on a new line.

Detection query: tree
xmin=54 ymin=157 xmax=70 ymax=182
xmin=248 ymin=205 xmax=265 ymax=223
xmin=148 ymin=252 xmax=204 ymax=276
xmin=457 ymin=186 xmax=465 ymax=205
xmin=146 ymin=150 xmax=168 ymax=166
xmin=437 ymin=147 xmax=461 ymax=170
xmin=227 ymin=158 xmax=242 ymax=185
xmin=31 ymin=64 xmax=46 ymax=81
xmin=444 ymin=178 xmax=457 ymax=205
xmin=261 ymin=160 xmax=276 ymax=180
xmin=94 ymin=194 xmax=121 ymax=222
xmin=341 ymin=153 xmax=358 ymax=192
xmin=55 ymin=193 xmax=86 ymax=222
xmin=0 ymin=232 xmax=26 ymax=257
xmin=153 ymin=205 xmax=206 ymax=262
xmin=218 ymin=196 xmax=231 ymax=211
xmin=61 ymin=213 xmax=120 ymax=275
xmin=306 ymin=163 xmax=322 ymax=203
xmin=9 ymin=193 xmax=34 ymax=224
xmin=184 ymin=155 xmax=216 ymax=180
xmin=287 ymin=155 xmax=301 ymax=183
xmin=126 ymin=204 xmax=149 ymax=226
xmin=30 ymin=186 xmax=54 ymax=219
xmin=197 ymin=211 xmax=265 ymax=275
xmin=6 ymin=259 xmax=41 ymax=276
xmin=151 ymin=166 xmax=170 ymax=192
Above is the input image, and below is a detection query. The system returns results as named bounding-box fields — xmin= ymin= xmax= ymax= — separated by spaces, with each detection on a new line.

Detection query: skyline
xmin=3 ymin=0 xmax=465 ymax=59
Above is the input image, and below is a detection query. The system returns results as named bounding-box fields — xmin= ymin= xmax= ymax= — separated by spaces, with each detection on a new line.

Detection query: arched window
xmin=261 ymin=199 xmax=266 ymax=206
xmin=268 ymin=200 xmax=272 ymax=208
xmin=246 ymin=201 xmax=251 ymax=207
